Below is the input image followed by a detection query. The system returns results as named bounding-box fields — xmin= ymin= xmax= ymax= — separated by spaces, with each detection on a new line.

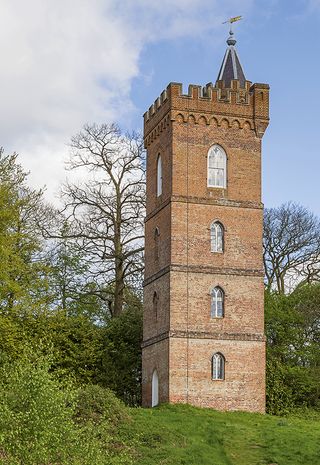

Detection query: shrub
xmin=0 ymin=357 xmax=135 ymax=464
xmin=75 ymin=384 xmax=130 ymax=426
xmin=266 ymin=358 xmax=294 ymax=415
xmin=99 ymin=308 xmax=142 ymax=406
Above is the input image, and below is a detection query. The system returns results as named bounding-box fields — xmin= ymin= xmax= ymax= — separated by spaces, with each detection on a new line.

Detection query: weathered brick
xmin=142 ymin=78 xmax=269 ymax=413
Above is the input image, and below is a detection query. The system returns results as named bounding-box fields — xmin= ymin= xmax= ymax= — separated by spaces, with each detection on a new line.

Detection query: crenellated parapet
xmin=143 ymin=80 xmax=269 ymax=146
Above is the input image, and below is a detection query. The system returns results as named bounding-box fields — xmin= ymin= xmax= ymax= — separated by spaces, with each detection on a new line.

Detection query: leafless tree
xmin=60 ymin=123 xmax=145 ymax=317
xmin=263 ymin=202 xmax=320 ymax=294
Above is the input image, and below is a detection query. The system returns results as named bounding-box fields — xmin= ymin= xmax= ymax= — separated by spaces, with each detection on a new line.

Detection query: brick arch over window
xmin=211 ymin=286 xmax=224 ymax=318
xmin=207 ymin=144 xmax=227 ymax=188
xmin=212 ymin=353 xmax=225 ymax=380
xmin=210 ymin=221 xmax=224 ymax=252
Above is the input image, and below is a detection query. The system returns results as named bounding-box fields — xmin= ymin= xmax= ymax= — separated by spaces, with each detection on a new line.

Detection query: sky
xmin=0 ymin=0 xmax=319 ymax=214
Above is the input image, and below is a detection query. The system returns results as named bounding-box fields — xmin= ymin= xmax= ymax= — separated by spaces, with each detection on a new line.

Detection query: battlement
xmin=143 ymin=80 xmax=269 ymax=139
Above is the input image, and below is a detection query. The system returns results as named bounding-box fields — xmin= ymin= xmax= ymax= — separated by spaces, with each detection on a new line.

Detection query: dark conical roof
xmin=217 ymin=31 xmax=246 ymax=88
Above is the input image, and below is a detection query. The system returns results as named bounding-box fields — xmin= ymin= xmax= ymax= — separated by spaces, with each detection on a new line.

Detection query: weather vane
xmin=222 ymin=15 xmax=242 ymax=35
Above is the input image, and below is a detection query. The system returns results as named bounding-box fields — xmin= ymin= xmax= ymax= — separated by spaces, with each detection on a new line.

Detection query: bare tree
xmin=60 ymin=123 xmax=145 ymax=317
xmin=263 ymin=202 xmax=320 ymax=293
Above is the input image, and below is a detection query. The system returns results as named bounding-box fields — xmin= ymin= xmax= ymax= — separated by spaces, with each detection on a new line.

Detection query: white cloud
xmin=0 ymin=0 xmax=254 ymax=202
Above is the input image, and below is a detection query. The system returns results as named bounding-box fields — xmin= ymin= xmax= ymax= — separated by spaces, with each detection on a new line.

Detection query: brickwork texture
xmin=142 ymin=76 xmax=269 ymax=413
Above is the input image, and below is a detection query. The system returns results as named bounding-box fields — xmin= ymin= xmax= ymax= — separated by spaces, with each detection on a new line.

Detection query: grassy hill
xmin=125 ymin=404 xmax=320 ymax=465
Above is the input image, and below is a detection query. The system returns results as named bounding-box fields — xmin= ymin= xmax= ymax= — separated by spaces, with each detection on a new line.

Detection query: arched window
xmin=207 ymin=145 xmax=227 ymax=188
xmin=153 ymin=291 xmax=159 ymax=320
xmin=212 ymin=353 xmax=225 ymax=380
xmin=154 ymin=227 xmax=160 ymax=260
xmin=152 ymin=369 xmax=159 ymax=407
xmin=210 ymin=221 xmax=224 ymax=252
xmin=211 ymin=287 xmax=224 ymax=318
xmin=157 ymin=154 xmax=162 ymax=196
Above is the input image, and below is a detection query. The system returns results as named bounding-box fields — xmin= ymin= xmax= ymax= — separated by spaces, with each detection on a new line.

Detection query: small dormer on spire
xmin=217 ymin=18 xmax=246 ymax=88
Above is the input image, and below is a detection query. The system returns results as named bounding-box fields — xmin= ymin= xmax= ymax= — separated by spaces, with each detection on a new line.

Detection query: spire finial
xmin=217 ymin=15 xmax=246 ymax=88
xmin=222 ymin=15 xmax=242 ymax=46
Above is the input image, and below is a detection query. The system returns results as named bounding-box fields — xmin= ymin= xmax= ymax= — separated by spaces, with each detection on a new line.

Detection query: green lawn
xmin=124 ymin=404 xmax=320 ymax=465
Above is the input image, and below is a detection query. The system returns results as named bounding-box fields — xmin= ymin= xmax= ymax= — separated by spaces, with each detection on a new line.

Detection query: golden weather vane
xmin=222 ymin=15 xmax=242 ymax=35
xmin=222 ymin=15 xmax=242 ymax=25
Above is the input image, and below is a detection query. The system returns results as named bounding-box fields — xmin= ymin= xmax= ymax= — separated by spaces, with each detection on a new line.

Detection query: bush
xmin=266 ymin=358 xmax=294 ymax=415
xmin=0 ymin=357 xmax=79 ymax=464
xmin=0 ymin=357 xmax=133 ymax=465
xmin=75 ymin=384 xmax=130 ymax=426
xmin=99 ymin=308 xmax=142 ymax=406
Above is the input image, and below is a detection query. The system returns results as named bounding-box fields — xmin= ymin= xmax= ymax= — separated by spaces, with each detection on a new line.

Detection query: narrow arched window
xmin=152 ymin=369 xmax=159 ymax=407
xmin=212 ymin=353 xmax=225 ymax=380
xmin=154 ymin=227 xmax=160 ymax=261
xmin=211 ymin=287 xmax=224 ymax=318
xmin=211 ymin=221 xmax=224 ymax=252
xmin=157 ymin=154 xmax=162 ymax=196
xmin=207 ymin=145 xmax=227 ymax=188
xmin=153 ymin=291 xmax=159 ymax=320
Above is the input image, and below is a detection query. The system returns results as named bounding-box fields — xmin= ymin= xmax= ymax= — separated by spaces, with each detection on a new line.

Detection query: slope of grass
xmin=124 ymin=404 xmax=320 ymax=465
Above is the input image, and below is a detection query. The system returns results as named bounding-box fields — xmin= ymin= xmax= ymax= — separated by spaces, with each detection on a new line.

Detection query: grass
xmin=122 ymin=404 xmax=320 ymax=465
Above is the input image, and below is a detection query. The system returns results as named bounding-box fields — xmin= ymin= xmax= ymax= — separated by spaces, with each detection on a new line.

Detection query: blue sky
xmin=0 ymin=0 xmax=319 ymax=214
xmin=130 ymin=2 xmax=320 ymax=215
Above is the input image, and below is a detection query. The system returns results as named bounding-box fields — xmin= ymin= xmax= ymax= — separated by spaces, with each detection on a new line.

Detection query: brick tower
xmin=142 ymin=28 xmax=269 ymax=412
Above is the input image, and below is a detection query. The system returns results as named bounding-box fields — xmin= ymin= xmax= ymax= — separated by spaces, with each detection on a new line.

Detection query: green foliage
xmin=99 ymin=307 xmax=143 ymax=406
xmin=0 ymin=357 xmax=79 ymax=464
xmin=265 ymin=284 xmax=320 ymax=413
xmin=0 ymin=315 xmax=25 ymax=363
xmin=15 ymin=311 xmax=104 ymax=385
xmin=0 ymin=357 xmax=134 ymax=465
xmin=266 ymin=358 xmax=294 ymax=415
xmin=285 ymin=366 xmax=320 ymax=409
xmin=0 ymin=149 xmax=49 ymax=315
xmin=75 ymin=384 xmax=130 ymax=426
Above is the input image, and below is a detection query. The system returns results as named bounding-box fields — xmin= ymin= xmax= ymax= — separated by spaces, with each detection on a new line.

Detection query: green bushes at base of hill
xmin=0 ymin=358 xmax=133 ymax=465
xmin=0 ymin=357 xmax=320 ymax=465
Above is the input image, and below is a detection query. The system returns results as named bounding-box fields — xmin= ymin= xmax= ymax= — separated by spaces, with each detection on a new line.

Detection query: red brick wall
xmin=142 ymin=339 xmax=169 ymax=407
xmin=142 ymin=78 xmax=269 ymax=413
xmin=169 ymin=338 xmax=266 ymax=413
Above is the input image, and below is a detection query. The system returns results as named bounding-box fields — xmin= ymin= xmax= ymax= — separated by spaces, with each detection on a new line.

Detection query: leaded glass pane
xmin=211 ymin=222 xmax=223 ymax=253
xmin=211 ymin=287 xmax=224 ymax=318
xmin=207 ymin=145 xmax=226 ymax=188
xmin=212 ymin=353 xmax=225 ymax=380
xmin=217 ymin=225 xmax=223 ymax=251
xmin=211 ymin=224 xmax=217 ymax=252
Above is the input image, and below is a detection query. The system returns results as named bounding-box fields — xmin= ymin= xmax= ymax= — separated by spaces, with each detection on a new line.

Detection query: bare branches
xmin=62 ymin=123 xmax=145 ymax=316
xmin=263 ymin=202 xmax=320 ymax=293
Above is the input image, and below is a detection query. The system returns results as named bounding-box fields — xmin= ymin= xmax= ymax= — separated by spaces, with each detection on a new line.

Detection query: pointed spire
xmin=217 ymin=28 xmax=246 ymax=88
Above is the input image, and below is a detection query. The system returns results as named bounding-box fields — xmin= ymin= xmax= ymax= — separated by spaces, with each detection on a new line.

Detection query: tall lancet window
xmin=153 ymin=291 xmax=159 ymax=321
xmin=152 ymin=369 xmax=159 ymax=406
xmin=212 ymin=353 xmax=225 ymax=380
xmin=211 ymin=221 xmax=224 ymax=253
xmin=154 ymin=227 xmax=160 ymax=261
xmin=211 ymin=287 xmax=224 ymax=318
xmin=207 ymin=145 xmax=227 ymax=188
xmin=157 ymin=154 xmax=162 ymax=196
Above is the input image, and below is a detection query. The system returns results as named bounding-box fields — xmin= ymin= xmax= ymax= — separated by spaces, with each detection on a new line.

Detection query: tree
xmin=60 ymin=123 xmax=145 ymax=317
xmin=98 ymin=304 xmax=143 ymax=406
xmin=263 ymin=202 xmax=320 ymax=293
xmin=47 ymin=220 xmax=106 ymax=321
xmin=0 ymin=149 xmax=49 ymax=314
xmin=265 ymin=285 xmax=320 ymax=412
